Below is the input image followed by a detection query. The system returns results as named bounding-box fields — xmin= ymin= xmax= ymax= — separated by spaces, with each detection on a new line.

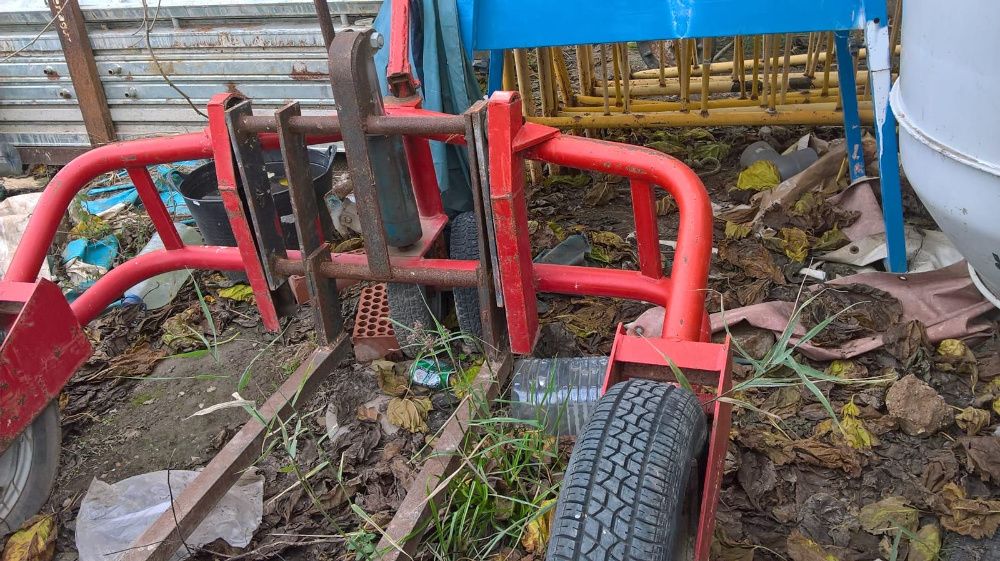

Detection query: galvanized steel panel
xmin=0 ymin=1 xmax=380 ymax=150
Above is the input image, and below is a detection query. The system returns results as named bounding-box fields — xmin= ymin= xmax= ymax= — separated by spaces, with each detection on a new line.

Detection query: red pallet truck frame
xmin=0 ymin=27 xmax=731 ymax=561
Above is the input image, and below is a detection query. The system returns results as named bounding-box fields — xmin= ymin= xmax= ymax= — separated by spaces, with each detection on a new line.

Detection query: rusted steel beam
xmin=122 ymin=340 xmax=350 ymax=561
xmin=272 ymin=256 xmax=480 ymax=287
xmin=312 ymin=0 xmax=336 ymax=49
xmin=15 ymin=145 xmax=89 ymax=166
xmin=366 ymin=115 xmax=466 ymax=136
xmin=236 ymin=114 xmax=466 ymax=137
xmin=238 ymin=114 xmax=341 ymax=135
xmin=376 ymin=353 xmax=513 ymax=560
xmin=276 ymin=101 xmax=343 ymax=345
xmin=49 ymin=0 xmax=115 ymax=146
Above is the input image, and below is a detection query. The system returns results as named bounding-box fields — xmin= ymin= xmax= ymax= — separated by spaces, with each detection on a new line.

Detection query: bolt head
xmin=369 ymin=32 xmax=384 ymax=50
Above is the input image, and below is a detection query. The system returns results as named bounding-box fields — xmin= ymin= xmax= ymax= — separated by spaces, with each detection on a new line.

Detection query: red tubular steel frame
xmin=1 ymin=88 xmax=728 ymax=559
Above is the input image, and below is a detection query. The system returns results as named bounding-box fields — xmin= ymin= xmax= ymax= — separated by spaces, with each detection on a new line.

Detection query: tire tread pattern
xmin=546 ymin=379 xmax=707 ymax=561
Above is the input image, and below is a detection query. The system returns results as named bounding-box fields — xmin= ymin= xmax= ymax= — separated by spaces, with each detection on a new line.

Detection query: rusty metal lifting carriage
xmin=0 ymin=16 xmax=732 ymax=561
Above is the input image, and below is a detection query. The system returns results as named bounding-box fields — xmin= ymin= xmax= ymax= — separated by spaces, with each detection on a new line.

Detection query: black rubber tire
xmin=0 ymin=403 xmax=60 ymax=534
xmin=448 ymin=211 xmax=482 ymax=339
xmin=387 ymin=283 xmax=440 ymax=357
xmin=546 ymin=379 xmax=707 ymax=561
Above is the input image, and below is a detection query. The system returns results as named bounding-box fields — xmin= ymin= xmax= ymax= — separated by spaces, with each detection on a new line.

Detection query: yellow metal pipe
xmin=700 ymin=37 xmax=713 ymax=115
xmin=658 ymin=40 xmax=667 ymax=87
xmin=735 ymin=35 xmax=746 ymax=98
xmin=822 ymin=32 xmax=834 ymax=98
xmin=679 ymin=39 xmax=690 ymax=111
xmin=611 ymin=43 xmax=623 ymax=107
xmin=620 ymin=42 xmax=632 ymax=113
xmin=530 ymin=102 xmax=876 ymax=128
xmin=804 ymin=32 xmax=818 ymax=77
xmin=568 ymin=90 xmax=846 ymax=112
xmin=537 ymin=47 xmax=558 ymax=116
xmin=769 ymin=34 xmax=780 ymax=111
xmin=502 ymin=50 xmax=517 ymax=92
xmin=552 ymin=47 xmax=575 ymax=107
xmin=780 ymin=33 xmax=792 ymax=104
xmin=512 ymin=48 xmax=536 ymax=117
xmin=575 ymin=45 xmax=591 ymax=96
xmin=599 ymin=44 xmax=610 ymax=115
xmin=593 ymin=70 xmax=872 ymax=97
xmin=889 ymin=0 xmax=903 ymax=72
xmin=630 ymin=44 xmax=899 ymax=79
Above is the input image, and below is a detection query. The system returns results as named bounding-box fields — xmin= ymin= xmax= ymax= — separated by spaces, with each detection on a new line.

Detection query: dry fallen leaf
xmin=956 ymin=407 xmax=991 ymax=436
xmin=655 ymin=195 xmax=676 ymax=216
xmin=779 ymin=227 xmax=810 ymax=262
xmin=761 ymin=386 xmax=801 ymax=419
xmin=958 ymin=436 xmax=1000 ymax=483
xmin=217 ymin=284 xmax=254 ymax=302
xmin=719 ymin=239 xmax=785 ymax=284
xmin=907 ymin=523 xmax=941 ymax=561
xmin=736 ymin=160 xmax=781 ymax=192
xmin=583 ymin=182 xmax=615 ymax=206
xmin=840 ymin=414 xmax=875 ymax=450
xmin=785 ymin=531 xmax=840 ymax=561
xmin=826 ymin=360 xmax=867 ymax=379
xmin=373 ymin=359 xmax=408 ymax=397
xmin=724 ymin=221 xmax=752 ymax=239
xmin=1 ymin=515 xmax=56 ymax=561
xmin=935 ymin=338 xmax=979 ymax=388
xmin=859 ymin=496 xmax=918 ymax=535
xmin=387 ymin=396 xmax=432 ymax=433
xmin=934 ymin=482 xmax=1000 ymax=539
xmin=521 ymin=499 xmax=556 ymax=553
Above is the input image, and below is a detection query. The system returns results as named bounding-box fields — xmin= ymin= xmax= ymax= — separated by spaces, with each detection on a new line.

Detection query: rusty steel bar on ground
xmin=236 ymin=114 xmax=466 ymax=137
xmin=121 ymin=341 xmax=350 ymax=561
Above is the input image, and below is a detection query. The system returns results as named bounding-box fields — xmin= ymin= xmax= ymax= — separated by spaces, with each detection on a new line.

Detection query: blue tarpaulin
xmin=81 ymin=162 xmax=201 ymax=216
xmin=373 ymin=0 xmax=482 ymax=215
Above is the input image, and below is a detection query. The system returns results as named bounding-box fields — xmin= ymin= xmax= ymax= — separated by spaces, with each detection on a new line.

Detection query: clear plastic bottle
xmin=123 ymin=223 xmax=203 ymax=309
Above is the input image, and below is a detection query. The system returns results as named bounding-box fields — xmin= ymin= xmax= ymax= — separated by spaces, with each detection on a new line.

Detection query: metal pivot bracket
xmin=463 ymin=99 xmax=508 ymax=355
xmin=328 ymin=29 xmax=422 ymax=279
xmin=225 ymin=99 xmax=290 ymax=291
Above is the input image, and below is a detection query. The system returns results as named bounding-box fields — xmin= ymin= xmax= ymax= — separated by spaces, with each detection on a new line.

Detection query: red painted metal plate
xmin=0 ymin=280 xmax=92 ymax=451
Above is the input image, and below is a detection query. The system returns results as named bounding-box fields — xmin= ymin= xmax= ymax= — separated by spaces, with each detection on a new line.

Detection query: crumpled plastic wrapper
xmin=76 ymin=469 xmax=264 ymax=561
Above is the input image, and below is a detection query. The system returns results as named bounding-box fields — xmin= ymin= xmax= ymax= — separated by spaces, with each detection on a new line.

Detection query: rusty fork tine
xmin=275 ymin=102 xmax=343 ymax=344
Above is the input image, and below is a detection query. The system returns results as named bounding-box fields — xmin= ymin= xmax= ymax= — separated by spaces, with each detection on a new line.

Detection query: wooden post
xmin=50 ymin=0 xmax=115 ymax=146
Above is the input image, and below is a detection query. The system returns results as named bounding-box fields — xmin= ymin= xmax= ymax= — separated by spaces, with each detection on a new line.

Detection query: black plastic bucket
xmin=178 ymin=147 xmax=335 ymax=251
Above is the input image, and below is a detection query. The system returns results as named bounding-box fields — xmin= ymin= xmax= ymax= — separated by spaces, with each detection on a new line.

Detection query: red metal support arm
xmin=526 ymin=135 xmax=713 ymax=342
xmin=4 ymin=131 xmax=214 ymax=283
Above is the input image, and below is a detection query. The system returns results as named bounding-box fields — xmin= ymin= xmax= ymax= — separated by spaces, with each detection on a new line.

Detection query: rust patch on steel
xmin=290 ymin=63 xmax=326 ymax=81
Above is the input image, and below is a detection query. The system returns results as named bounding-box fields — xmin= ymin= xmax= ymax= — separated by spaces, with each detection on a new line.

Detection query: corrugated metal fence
xmin=0 ymin=0 xmax=381 ymax=162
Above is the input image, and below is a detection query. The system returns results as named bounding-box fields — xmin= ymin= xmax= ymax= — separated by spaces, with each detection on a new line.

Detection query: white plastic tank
xmin=891 ymin=1 xmax=1000 ymax=304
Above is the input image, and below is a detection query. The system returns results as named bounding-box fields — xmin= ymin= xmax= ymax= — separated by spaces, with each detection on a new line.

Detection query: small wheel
xmin=448 ymin=211 xmax=482 ymax=339
xmin=546 ymin=379 xmax=707 ymax=561
xmin=387 ymin=283 xmax=443 ymax=357
xmin=0 ymin=403 xmax=61 ymax=533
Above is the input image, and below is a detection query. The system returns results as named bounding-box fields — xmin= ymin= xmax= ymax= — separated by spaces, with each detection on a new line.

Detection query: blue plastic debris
xmin=81 ymin=161 xmax=204 ymax=217
xmin=62 ymin=235 xmax=119 ymax=270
